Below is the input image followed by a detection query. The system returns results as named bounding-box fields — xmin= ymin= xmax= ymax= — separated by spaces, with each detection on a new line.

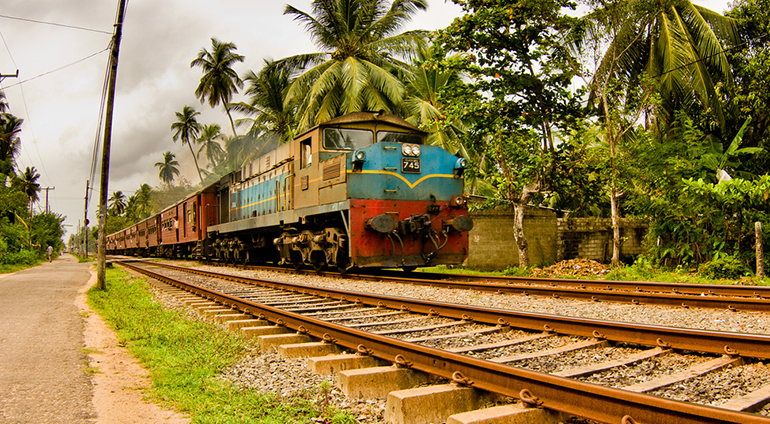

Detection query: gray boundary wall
xmin=465 ymin=207 xmax=648 ymax=271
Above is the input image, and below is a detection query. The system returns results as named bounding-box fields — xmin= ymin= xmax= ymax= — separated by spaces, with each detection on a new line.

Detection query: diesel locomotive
xmin=106 ymin=112 xmax=473 ymax=271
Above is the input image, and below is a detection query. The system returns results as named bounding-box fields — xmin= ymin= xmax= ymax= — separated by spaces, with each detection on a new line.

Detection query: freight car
xmin=107 ymin=112 xmax=473 ymax=271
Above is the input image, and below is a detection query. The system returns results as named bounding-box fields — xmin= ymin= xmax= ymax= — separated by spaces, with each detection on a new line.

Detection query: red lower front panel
xmin=348 ymin=199 xmax=470 ymax=268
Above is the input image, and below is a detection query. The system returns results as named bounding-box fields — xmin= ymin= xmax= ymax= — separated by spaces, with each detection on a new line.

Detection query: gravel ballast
xmin=144 ymin=262 xmax=770 ymax=422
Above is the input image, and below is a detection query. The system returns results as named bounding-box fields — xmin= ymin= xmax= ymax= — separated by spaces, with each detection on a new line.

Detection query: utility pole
xmin=97 ymin=0 xmax=127 ymax=290
xmin=83 ymin=180 xmax=90 ymax=258
xmin=41 ymin=187 xmax=55 ymax=213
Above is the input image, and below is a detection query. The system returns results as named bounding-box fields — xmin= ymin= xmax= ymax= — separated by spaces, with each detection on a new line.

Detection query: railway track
xmin=194 ymin=260 xmax=770 ymax=313
xmin=118 ymin=259 xmax=770 ymax=424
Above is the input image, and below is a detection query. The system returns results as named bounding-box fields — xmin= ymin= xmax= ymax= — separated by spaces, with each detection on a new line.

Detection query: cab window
xmin=377 ymin=131 xmax=423 ymax=145
xmin=323 ymin=128 xmax=373 ymax=150
xmin=300 ymin=138 xmax=312 ymax=168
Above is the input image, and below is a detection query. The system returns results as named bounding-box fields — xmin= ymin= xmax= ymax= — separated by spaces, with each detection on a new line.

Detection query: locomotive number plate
xmin=401 ymin=157 xmax=421 ymax=173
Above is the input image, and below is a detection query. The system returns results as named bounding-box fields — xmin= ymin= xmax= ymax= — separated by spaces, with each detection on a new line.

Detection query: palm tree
xmin=133 ymin=183 xmax=153 ymax=219
xmin=0 ymin=90 xmax=8 ymax=113
xmin=582 ymin=0 xmax=738 ymax=129
xmin=190 ymin=38 xmax=245 ymax=136
xmin=171 ymin=106 xmax=204 ymax=183
xmin=108 ymin=191 xmax=127 ymax=216
xmin=279 ymin=0 xmax=428 ymax=131
xmin=155 ymin=151 xmax=180 ymax=187
xmin=0 ymin=113 xmax=22 ymax=176
xmin=19 ymin=166 xmax=40 ymax=214
xmin=197 ymin=124 xmax=226 ymax=167
xmin=231 ymin=61 xmax=296 ymax=144
xmin=403 ymin=45 xmax=468 ymax=156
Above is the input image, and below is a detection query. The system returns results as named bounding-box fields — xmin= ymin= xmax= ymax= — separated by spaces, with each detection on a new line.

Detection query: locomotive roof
xmin=294 ymin=112 xmax=426 ymax=139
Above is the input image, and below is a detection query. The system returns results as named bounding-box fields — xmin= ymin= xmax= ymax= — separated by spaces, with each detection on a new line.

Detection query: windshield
xmin=377 ymin=131 xmax=423 ymax=145
xmin=323 ymin=128 xmax=374 ymax=150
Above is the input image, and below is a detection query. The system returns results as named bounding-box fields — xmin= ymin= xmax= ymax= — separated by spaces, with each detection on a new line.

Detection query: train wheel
xmin=312 ymin=260 xmax=324 ymax=272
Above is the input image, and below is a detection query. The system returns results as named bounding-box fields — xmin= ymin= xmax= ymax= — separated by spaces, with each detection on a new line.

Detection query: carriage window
xmin=300 ymin=138 xmax=312 ymax=168
xmin=323 ymin=128 xmax=373 ymax=150
xmin=377 ymin=131 xmax=423 ymax=145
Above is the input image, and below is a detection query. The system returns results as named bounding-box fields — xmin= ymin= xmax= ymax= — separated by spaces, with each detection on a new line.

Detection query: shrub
xmin=698 ymin=256 xmax=751 ymax=280
xmin=1 ymin=249 xmax=38 ymax=265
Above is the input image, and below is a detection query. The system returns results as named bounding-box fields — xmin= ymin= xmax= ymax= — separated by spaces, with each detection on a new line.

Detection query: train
xmin=106 ymin=112 xmax=473 ymax=271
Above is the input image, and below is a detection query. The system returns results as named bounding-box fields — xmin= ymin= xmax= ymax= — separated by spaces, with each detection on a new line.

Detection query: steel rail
xmin=379 ymin=269 xmax=770 ymax=298
xmin=207 ymin=261 xmax=770 ymax=312
xmin=121 ymin=261 xmax=769 ymax=424
xmin=354 ymin=274 xmax=770 ymax=312
xmin=138 ymin=260 xmax=770 ymax=359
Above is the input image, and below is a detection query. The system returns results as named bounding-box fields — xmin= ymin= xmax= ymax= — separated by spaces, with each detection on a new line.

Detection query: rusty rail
xmin=121 ymin=261 xmax=770 ymax=424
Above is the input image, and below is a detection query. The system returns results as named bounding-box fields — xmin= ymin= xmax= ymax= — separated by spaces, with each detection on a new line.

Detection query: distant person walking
xmin=47 ymin=245 xmax=53 ymax=262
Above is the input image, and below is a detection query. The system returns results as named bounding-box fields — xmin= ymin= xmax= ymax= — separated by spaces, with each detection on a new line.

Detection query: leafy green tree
xmin=436 ymin=0 xmax=583 ymax=267
xmin=30 ymin=212 xmax=65 ymax=255
xmin=155 ymin=151 xmax=180 ymax=187
xmin=191 ymin=38 xmax=245 ymax=136
xmin=171 ymin=106 xmax=204 ymax=183
xmin=279 ymin=0 xmax=428 ymax=131
xmin=725 ymin=0 xmax=770 ymax=175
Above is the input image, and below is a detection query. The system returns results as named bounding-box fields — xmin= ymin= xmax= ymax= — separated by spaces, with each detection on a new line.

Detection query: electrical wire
xmin=0 ymin=14 xmax=112 ymax=35
xmin=1 ymin=49 xmax=109 ymax=89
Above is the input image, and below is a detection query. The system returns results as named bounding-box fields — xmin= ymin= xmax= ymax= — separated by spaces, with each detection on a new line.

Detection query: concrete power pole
xmin=41 ymin=187 xmax=55 ymax=213
xmin=97 ymin=0 xmax=127 ymax=290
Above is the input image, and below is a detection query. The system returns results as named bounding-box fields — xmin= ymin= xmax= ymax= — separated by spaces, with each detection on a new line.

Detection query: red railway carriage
xmin=159 ymin=204 xmax=178 ymax=255
xmin=146 ymin=215 xmax=160 ymax=253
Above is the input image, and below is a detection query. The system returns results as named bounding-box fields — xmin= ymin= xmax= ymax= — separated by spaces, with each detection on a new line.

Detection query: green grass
xmin=420 ymin=263 xmax=769 ymax=286
xmin=0 ymin=261 xmax=42 ymax=274
xmin=87 ymin=268 xmax=355 ymax=424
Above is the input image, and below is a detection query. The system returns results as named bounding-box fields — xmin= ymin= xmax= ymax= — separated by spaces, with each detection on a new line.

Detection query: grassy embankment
xmin=422 ymin=262 xmax=769 ymax=286
xmin=87 ymin=267 xmax=356 ymax=424
xmin=0 ymin=261 xmax=41 ymax=274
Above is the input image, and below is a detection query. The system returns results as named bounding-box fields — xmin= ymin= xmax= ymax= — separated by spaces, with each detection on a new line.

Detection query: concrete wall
xmin=466 ymin=207 xmax=558 ymax=271
xmin=556 ymin=217 xmax=648 ymax=264
xmin=466 ymin=207 xmax=648 ymax=271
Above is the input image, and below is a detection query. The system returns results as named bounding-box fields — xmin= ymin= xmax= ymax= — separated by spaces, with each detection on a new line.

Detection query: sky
xmin=0 ymin=0 xmax=732 ymax=242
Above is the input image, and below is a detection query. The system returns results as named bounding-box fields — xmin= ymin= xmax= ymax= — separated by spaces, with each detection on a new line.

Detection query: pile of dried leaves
xmin=533 ymin=258 xmax=612 ymax=278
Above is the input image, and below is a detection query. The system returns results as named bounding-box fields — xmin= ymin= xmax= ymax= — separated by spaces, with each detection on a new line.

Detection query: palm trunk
xmin=187 ymin=142 xmax=204 ymax=183
xmin=223 ymin=97 xmax=238 ymax=136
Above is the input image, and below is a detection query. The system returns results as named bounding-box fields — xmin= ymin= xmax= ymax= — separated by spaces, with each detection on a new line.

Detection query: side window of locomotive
xmin=377 ymin=131 xmax=423 ymax=145
xmin=300 ymin=139 xmax=312 ymax=168
xmin=323 ymin=128 xmax=373 ymax=150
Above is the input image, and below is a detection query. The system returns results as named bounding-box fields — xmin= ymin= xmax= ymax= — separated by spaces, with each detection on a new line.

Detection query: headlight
xmin=353 ymin=150 xmax=366 ymax=162
xmin=401 ymin=143 xmax=421 ymax=157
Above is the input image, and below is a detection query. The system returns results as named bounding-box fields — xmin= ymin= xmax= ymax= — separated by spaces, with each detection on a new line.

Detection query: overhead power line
xmin=0 ymin=14 xmax=112 ymax=35
xmin=1 ymin=49 xmax=109 ymax=89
